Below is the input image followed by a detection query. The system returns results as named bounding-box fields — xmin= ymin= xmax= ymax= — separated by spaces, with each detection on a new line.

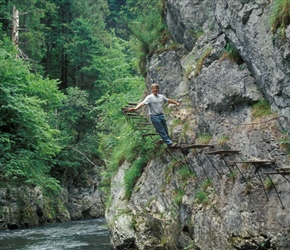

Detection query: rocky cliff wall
xmin=107 ymin=1 xmax=290 ymax=249
xmin=0 ymin=166 xmax=104 ymax=229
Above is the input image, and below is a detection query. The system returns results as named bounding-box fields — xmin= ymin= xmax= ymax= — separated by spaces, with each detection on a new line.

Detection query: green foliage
xmin=264 ymin=177 xmax=274 ymax=190
xmin=129 ymin=7 xmax=166 ymax=54
xmin=196 ymin=133 xmax=212 ymax=144
xmin=70 ymin=0 xmax=109 ymax=25
xmin=121 ymin=0 xmax=171 ymax=75
xmin=252 ymin=99 xmax=272 ymax=118
xmin=0 ymin=40 xmax=64 ymax=192
xmin=100 ymin=118 xmax=155 ymax=201
xmin=219 ymin=42 xmax=244 ymax=65
xmin=225 ymin=42 xmax=239 ymax=58
xmin=195 ymin=179 xmax=213 ymax=204
xmin=277 ymin=131 xmax=290 ymax=154
xmin=91 ymin=36 xmax=141 ymax=99
xmin=50 ymin=87 xmax=101 ymax=182
xmin=57 ymin=87 xmax=95 ymax=145
xmin=178 ymin=166 xmax=193 ymax=181
xmin=278 ymin=134 xmax=290 ymax=145
xmin=64 ymin=17 xmax=107 ymax=90
xmin=110 ymin=124 xmax=144 ymax=166
xmin=99 ymin=122 xmax=144 ymax=201
xmin=194 ymin=47 xmax=212 ymax=76
xmin=98 ymin=75 xmax=160 ymax=201
xmin=173 ymin=188 xmax=185 ymax=205
xmin=95 ymin=77 xmax=144 ymax=132
xmin=185 ymin=65 xmax=194 ymax=78
xmin=201 ymin=179 xmax=212 ymax=189
xmin=218 ymin=135 xmax=229 ymax=145
xmin=0 ymin=1 xmax=57 ymax=70
xmin=124 ymin=156 xmax=149 ymax=200
xmin=195 ymin=190 xmax=209 ymax=204
xmin=244 ymin=182 xmax=252 ymax=194
xmin=227 ymin=171 xmax=237 ymax=181
xmin=183 ymin=241 xmax=195 ymax=250
xmin=177 ymin=165 xmax=196 ymax=189
xmin=0 ymin=0 xmax=167 ymax=216
xmin=271 ymin=0 xmax=290 ymax=38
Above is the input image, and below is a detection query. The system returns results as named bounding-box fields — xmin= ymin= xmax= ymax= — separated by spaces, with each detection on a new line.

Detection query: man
xmin=129 ymin=83 xmax=180 ymax=147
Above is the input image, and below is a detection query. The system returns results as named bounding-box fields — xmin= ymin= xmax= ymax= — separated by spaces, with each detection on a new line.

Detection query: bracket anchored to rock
xmin=232 ymin=159 xmax=284 ymax=209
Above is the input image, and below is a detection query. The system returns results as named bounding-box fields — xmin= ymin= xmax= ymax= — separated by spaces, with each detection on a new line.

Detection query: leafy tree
xmin=89 ymin=35 xmax=139 ymax=99
xmin=0 ymin=38 xmax=64 ymax=191
xmin=41 ymin=0 xmax=110 ymax=90
xmin=64 ymin=17 xmax=106 ymax=90
xmin=108 ymin=0 xmax=170 ymax=75
xmin=0 ymin=0 xmax=154 ymax=202
xmin=70 ymin=0 xmax=109 ymax=27
xmin=107 ymin=0 xmax=128 ymax=38
xmin=51 ymin=87 xmax=100 ymax=182
xmin=0 ymin=0 xmax=57 ymax=70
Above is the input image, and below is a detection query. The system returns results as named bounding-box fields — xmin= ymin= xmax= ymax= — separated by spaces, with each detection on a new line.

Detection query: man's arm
xmin=129 ymin=102 xmax=145 ymax=112
xmin=168 ymin=99 xmax=180 ymax=106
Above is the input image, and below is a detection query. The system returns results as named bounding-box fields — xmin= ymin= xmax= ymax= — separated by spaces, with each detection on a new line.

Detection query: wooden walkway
xmin=122 ymin=102 xmax=289 ymax=210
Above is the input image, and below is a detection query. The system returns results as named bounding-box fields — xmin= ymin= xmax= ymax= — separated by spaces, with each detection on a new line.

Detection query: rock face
xmin=66 ymin=166 xmax=105 ymax=220
xmin=0 ymin=166 xmax=104 ymax=229
xmin=0 ymin=186 xmax=70 ymax=229
xmin=107 ymin=1 xmax=290 ymax=249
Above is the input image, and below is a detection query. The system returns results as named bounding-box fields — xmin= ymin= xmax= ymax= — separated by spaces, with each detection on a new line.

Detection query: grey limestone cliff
xmin=107 ymin=0 xmax=290 ymax=249
xmin=0 ymin=166 xmax=104 ymax=229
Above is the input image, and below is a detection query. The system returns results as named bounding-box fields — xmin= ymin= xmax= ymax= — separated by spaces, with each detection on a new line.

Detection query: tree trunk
xmin=12 ymin=6 xmax=19 ymax=49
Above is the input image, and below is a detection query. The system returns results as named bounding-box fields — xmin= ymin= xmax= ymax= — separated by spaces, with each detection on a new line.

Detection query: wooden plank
xmin=167 ymin=145 xmax=181 ymax=149
xmin=264 ymin=171 xmax=290 ymax=175
xmin=276 ymin=167 xmax=290 ymax=171
xmin=232 ymin=160 xmax=275 ymax=164
xmin=142 ymin=133 xmax=159 ymax=137
xmin=128 ymin=116 xmax=148 ymax=120
xmin=274 ymin=169 xmax=290 ymax=173
xmin=125 ymin=113 xmax=140 ymax=116
xmin=136 ymin=122 xmax=152 ymax=126
xmin=180 ymin=144 xmax=213 ymax=149
xmin=205 ymin=150 xmax=240 ymax=155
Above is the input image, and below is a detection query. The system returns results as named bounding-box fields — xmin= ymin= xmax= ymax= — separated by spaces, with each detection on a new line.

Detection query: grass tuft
xmin=271 ymin=0 xmax=290 ymax=39
xmin=252 ymin=99 xmax=272 ymax=119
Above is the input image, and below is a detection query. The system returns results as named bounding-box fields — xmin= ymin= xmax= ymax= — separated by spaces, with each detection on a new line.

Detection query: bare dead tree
xmin=12 ymin=6 xmax=19 ymax=49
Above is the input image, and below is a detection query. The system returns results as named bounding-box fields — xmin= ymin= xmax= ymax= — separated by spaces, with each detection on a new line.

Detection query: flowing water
xmin=0 ymin=218 xmax=112 ymax=250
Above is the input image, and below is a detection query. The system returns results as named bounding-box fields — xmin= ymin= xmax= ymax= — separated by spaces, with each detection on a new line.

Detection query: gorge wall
xmin=106 ymin=0 xmax=290 ymax=249
xmin=0 ymin=165 xmax=104 ymax=229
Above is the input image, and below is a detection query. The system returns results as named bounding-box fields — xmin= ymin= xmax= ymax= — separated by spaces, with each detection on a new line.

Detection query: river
xmin=0 ymin=218 xmax=112 ymax=250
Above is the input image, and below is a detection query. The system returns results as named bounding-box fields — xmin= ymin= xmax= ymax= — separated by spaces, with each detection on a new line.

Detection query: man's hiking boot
xmin=168 ymin=143 xmax=178 ymax=148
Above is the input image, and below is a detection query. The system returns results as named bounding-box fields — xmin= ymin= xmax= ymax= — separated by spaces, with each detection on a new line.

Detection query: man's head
xmin=151 ymin=83 xmax=159 ymax=96
xmin=151 ymin=83 xmax=159 ymax=90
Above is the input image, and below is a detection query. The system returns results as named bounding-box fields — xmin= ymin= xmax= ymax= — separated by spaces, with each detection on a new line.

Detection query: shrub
xmin=173 ymin=188 xmax=185 ymax=205
xmin=194 ymin=48 xmax=212 ymax=76
xmin=271 ymin=0 xmax=290 ymax=39
xmin=124 ymin=156 xmax=148 ymax=199
xmin=221 ymin=42 xmax=244 ymax=64
xmin=252 ymin=99 xmax=272 ymax=118
xmin=195 ymin=190 xmax=209 ymax=204
xmin=264 ymin=177 xmax=274 ymax=190
xmin=196 ymin=133 xmax=212 ymax=144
